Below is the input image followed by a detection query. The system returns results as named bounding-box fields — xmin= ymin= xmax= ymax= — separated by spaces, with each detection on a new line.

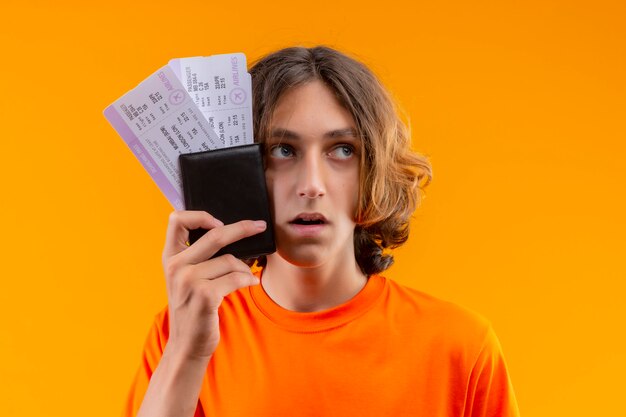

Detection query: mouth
xmin=289 ymin=213 xmax=328 ymax=226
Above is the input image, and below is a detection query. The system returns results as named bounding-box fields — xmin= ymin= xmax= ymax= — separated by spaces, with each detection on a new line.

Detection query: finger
xmin=187 ymin=254 xmax=252 ymax=281
xmin=181 ymin=220 xmax=267 ymax=265
xmin=200 ymin=271 xmax=260 ymax=300
xmin=163 ymin=211 xmax=224 ymax=258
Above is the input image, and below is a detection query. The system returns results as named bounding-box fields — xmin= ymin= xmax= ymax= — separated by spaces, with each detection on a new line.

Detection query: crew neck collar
xmin=249 ymin=269 xmax=387 ymax=332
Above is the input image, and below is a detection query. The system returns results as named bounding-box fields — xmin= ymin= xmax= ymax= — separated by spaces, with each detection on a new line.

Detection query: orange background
xmin=1 ymin=0 xmax=624 ymax=415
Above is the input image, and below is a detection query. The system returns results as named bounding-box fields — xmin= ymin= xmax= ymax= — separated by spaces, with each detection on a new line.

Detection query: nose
xmin=297 ymin=152 xmax=326 ymax=199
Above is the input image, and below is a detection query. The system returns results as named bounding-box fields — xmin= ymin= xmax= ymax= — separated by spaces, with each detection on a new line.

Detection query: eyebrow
xmin=268 ymin=127 xmax=359 ymax=140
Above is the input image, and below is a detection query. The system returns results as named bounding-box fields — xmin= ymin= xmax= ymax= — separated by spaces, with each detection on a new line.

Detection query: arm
xmin=464 ymin=326 xmax=520 ymax=417
xmin=126 ymin=211 xmax=266 ymax=417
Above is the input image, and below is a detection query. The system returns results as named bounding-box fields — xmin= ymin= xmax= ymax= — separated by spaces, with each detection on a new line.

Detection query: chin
xmin=274 ymin=245 xmax=329 ymax=269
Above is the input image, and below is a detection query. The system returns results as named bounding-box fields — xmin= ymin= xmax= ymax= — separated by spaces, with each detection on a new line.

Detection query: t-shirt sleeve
xmin=464 ymin=326 xmax=520 ymax=417
xmin=123 ymin=309 xmax=204 ymax=417
xmin=123 ymin=313 xmax=166 ymax=417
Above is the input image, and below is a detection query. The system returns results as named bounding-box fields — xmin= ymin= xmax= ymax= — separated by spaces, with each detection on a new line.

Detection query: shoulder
xmin=378 ymin=276 xmax=493 ymax=352
xmin=381 ymin=276 xmax=490 ymax=327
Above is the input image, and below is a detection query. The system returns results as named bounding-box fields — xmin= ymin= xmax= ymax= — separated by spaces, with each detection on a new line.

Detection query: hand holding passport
xmin=179 ymin=144 xmax=275 ymax=259
xmin=104 ymin=53 xmax=275 ymax=259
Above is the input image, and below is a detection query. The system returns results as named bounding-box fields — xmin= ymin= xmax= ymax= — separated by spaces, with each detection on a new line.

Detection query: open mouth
xmin=289 ymin=213 xmax=328 ymax=225
xmin=292 ymin=219 xmax=325 ymax=225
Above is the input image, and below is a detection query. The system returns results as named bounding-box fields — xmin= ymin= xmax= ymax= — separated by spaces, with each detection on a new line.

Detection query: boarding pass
xmin=104 ymin=53 xmax=253 ymax=210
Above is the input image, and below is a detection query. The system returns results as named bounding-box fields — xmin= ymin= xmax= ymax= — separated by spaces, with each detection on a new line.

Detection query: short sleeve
xmin=124 ymin=310 xmax=168 ymax=417
xmin=123 ymin=308 xmax=205 ymax=417
xmin=464 ymin=326 xmax=520 ymax=417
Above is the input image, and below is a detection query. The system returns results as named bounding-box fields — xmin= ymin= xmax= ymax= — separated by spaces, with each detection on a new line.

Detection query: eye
xmin=269 ymin=144 xmax=295 ymax=159
xmin=329 ymin=144 xmax=355 ymax=160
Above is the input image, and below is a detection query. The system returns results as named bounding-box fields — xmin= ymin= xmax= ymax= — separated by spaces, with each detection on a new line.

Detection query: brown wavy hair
xmin=249 ymin=46 xmax=432 ymax=275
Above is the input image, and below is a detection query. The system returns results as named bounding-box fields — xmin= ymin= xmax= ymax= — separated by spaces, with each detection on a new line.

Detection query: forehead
xmin=269 ymin=80 xmax=357 ymax=137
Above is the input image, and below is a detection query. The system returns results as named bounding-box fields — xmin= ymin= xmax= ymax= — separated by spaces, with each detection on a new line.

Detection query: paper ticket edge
xmin=103 ymin=105 xmax=185 ymax=210
xmin=169 ymin=58 xmax=182 ymax=81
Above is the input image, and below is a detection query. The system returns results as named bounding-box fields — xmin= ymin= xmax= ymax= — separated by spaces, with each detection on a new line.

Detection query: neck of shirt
xmin=249 ymin=269 xmax=387 ymax=332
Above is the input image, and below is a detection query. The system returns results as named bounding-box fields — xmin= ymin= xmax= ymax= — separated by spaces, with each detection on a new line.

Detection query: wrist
xmin=136 ymin=344 xmax=211 ymax=417
xmin=162 ymin=343 xmax=213 ymax=370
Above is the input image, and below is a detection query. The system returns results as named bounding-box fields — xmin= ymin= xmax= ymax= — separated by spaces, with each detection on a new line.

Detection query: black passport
xmin=178 ymin=144 xmax=276 ymax=259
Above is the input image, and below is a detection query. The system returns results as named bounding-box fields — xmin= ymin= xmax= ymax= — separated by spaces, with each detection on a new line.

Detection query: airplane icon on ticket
xmin=169 ymin=89 xmax=186 ymax=105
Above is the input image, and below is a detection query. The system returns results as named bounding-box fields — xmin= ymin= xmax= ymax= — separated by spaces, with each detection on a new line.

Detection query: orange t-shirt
xmin=125 ymin=273 xmax=519 ymax=417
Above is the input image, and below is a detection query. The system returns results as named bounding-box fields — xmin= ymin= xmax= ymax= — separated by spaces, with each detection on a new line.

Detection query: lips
xmin=289 ymin=213 xmax=328 ymax=225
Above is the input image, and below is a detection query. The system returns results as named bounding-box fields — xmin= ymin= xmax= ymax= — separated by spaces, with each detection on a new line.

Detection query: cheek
xmin=264 ymin=171 xmax=278 ymax=219
xmin=345 ymin=168 xmax=360 ymax=200
xmin=335 ymin=178 xmax=360 ymax=218
xmin=265 ymin=169 xmax=284 ymax=195
xmin=265 ymin=171 xmax=288 ymax=217
xmin=264 ymin=170 xmax=274 ymax=195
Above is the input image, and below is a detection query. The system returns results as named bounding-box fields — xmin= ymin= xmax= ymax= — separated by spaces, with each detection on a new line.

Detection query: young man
xmin=126 ymin=46 xmax=519 ymax=417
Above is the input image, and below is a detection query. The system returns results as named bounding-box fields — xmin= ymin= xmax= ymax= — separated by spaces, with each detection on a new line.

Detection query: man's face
xmin=264 ymin=80 xmax=361 ymax=268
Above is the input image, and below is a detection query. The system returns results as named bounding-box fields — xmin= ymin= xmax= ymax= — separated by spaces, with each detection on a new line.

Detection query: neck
xmin=261 ymin=253 xmax=367 ymax=312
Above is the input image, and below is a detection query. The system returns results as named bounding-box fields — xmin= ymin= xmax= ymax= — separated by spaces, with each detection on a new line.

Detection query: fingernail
xmin=254 ymin=220 xmax=266 ymax=229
